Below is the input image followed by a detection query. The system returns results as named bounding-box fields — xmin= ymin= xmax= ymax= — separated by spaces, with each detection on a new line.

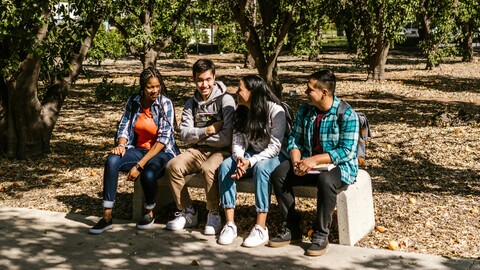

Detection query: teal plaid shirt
xmin=287 ymin=96 xmax=359 ymax=184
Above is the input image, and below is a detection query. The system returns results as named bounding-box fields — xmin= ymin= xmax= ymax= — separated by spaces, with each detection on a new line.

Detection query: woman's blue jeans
xmin=219 ymin=151 xmax=286 ymax=212
xmin=103 ymin=147 xmax=173 ymax=210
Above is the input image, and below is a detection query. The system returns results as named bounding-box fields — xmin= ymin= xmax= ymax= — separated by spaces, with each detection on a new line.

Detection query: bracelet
xmin=118 ymin=143 xmax=127 ymax=147
xmin=135 ymin=163 xmax=143 ymax=171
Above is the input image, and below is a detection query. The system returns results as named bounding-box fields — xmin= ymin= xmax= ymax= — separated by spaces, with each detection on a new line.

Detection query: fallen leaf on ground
xmin=388 ymin=240 xmax=399 ymax=250
xmin=376 ymin=226 xmax=387 ymax=233
xmin=59 ymin=158 xmax=69 ymax=164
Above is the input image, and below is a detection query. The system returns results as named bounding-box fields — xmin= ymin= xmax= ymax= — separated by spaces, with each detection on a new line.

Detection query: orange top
xmin=134 ymin=107 xmax=158 ymax=149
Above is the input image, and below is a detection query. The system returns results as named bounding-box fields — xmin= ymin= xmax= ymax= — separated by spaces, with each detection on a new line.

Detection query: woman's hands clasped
xmin=231 ymin=157 xmax=250 ymax=179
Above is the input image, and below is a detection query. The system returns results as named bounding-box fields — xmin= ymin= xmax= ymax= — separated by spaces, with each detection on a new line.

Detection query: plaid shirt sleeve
xmin=326 ymin=106 xmax=359 ymax=164
xmin=156 ymin=97 xmax=176 ymax=149
xmin=287 ymin=103 xmax=309 ymax=153
xmin=116 ymin=96 xmax=136 ymax=144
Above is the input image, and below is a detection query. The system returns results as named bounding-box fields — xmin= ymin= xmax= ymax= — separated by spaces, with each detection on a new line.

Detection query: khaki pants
xmin=165 ymin=147 xmax=230 ymax=211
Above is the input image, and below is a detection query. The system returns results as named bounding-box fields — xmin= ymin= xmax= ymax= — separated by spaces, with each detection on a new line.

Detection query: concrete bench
xmin=132 ymin=169 xmax=374 ymax=246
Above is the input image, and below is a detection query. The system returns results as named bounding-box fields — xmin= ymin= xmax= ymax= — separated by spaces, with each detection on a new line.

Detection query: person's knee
xmin=165 ymin=158 xmax=182 ymax=175
xmin=140 ymin=169 xmax=157 ymax=183
xmin=105 ymin=154 xmax=119 ymax=168
xmin=199 ymin=166 xmax=216 ymax=181
xmin=218 ymin=158 xmax=233 ymax=174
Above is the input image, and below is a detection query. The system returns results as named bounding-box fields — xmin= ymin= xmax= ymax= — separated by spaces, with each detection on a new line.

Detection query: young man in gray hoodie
xmin=165 ymin=59 xmax=236 ymax=235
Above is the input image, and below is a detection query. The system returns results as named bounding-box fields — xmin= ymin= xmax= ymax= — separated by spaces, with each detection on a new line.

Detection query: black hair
xmin=139 ymin=67 xmax=169 ymax=98
xmin=233 ymin=75 xmax=281 ymax=141
xmin=308 ymin=70 xmax=336 ymax=95
xmin=192 ymin=59 xmax=215 ymax=78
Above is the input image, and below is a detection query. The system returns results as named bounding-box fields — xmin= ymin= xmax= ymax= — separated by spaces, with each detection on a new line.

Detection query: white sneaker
xmin=217 ymin=222 xmax=237 ymax=245
xmin=204 ymin=210 xmax=222 ymax=235
xmin=242 ymin=224 xmax=269 ymax=247
xmin=166 ymin=207 xmax=198 ymax=231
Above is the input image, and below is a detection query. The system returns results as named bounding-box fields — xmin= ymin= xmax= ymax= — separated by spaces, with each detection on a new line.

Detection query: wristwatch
xmin=118 ymin=143 xmax=127 ymax=147
xmin=135 ymin=163 xmax=143 ymax=171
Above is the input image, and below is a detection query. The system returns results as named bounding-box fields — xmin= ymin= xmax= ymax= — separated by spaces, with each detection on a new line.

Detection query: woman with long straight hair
xmin=217 ymin=75 xmax=288 ymax=247
xmin=89 ymin=67 xmax=179 ymax=234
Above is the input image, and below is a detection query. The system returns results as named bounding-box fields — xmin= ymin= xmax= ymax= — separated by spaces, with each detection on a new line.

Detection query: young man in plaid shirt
xmin=268 ymin=70 xmax=360 ymax=256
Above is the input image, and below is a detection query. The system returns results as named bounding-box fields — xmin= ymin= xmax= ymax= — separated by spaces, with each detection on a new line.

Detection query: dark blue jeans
xmin=102 ymin=147 xmax=173 ymax=210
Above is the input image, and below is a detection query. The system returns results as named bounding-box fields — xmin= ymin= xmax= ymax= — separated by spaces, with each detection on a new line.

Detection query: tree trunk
xmin=258 ymin=60 xmax=283 ymax=98
xmin=140 ymin=49 xmax=158 ymax=69
xmin=230 ymin=0 xmax=295 ymax=99
xmin=367 ymin=41 xmax=390 ymax=81
xmin=461 ymin=23 xmax=473 ymax=62
xmin=0 ymin=15 xmax=102 ymax=159
xmin=243 ymin=53 xmax=255 ymax=69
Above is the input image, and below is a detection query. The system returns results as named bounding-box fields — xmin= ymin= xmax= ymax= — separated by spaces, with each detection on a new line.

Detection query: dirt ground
xmin=0 ymin=50 xmax=479 ymax=259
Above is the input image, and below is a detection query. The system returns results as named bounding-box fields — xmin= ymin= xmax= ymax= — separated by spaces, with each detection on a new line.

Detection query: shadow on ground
xmin=0 ymin=207 xmax=472 ymax=270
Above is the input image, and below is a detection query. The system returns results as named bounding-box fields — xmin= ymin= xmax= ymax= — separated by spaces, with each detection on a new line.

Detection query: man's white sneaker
xmin=242 ymin=224 xmax=269 ymax=247
xmin=217 ymin=222 xmax=237 ymax=245
xmin=204 ymin=210 xmax=222 ymax=235
xmin=166 ymin=207 xmax=198 ymax=231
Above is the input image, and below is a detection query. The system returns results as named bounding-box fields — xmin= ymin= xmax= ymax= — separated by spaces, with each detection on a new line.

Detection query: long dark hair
xmin=233 ymin=75 xmax=281 ymax=140
xmin=139 ymin=67 xmax=169 ymax=98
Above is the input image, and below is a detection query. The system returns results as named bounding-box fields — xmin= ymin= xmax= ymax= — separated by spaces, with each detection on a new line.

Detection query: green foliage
xmin=94 ymin=76 xmax=138 ymax=102
xmin=287 ymin=0 xmax=328 ymax=58
xmin=88 ymin=24 xmax=126 ymax=64
xmin=1 ymin=0 xmax=113 ymax=84
xmin=111 ymin=0 xmax=193 ymax=60
xmin=0 ymin=1 xmax=52 ymax=78
xmin=215 ymin=23 xmax=246 ymax=53
xmin=329 ymin=0 xmax=418 ymax=66
xmin=164 ymin=22 xmax=194 ymax=58
xmin=417 ymin=0 xmax=458 ymax=67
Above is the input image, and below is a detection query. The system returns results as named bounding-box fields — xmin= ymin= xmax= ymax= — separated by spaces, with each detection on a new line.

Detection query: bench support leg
xmin=336 ymin=170 xmax=375 ymax=246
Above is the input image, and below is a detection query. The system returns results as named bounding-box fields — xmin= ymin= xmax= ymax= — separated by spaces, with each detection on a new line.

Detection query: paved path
xmin=0 ymin=207 xmax=478 ymax=270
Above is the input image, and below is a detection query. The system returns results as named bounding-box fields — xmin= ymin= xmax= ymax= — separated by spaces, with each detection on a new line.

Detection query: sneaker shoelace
xmin=221 ymin=224 xmax=235 ymax=235
xmin=312 ymin=237 xmax=327 ymax=246
xmin=277 ymin=226 xmax=289 ymax=238
xmin=250 ymin=226 xmax=266 ymax=239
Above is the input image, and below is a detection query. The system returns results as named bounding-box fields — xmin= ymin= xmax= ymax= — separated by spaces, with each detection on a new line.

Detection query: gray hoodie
xmin=179 ymin=81 xmax=236 ymax=148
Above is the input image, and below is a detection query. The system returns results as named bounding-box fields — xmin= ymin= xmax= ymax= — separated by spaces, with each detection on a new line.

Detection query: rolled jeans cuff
xmin=103 ymin=200 xmax=114 ymax=209
xmin=222 ymin=204 xmax=236 ymax=209
xmin=256 ymin=207 xmax=269 ymax=213
xmin=145 ymin=203 xmax=156 ymax=210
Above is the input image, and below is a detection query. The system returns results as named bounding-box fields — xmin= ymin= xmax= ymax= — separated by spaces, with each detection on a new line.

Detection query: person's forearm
xmin=117 ymin=137 xmax=127 ymax=145
xmin=311 ymin=153 xmax=332 ymax=164
xmin=290 ymin=148 xmax=302 ymax=163
xmin=137 ymin=142 xmax=165 ymax=168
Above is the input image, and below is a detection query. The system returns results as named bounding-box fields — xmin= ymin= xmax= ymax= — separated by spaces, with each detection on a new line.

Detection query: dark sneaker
xmin=136 ymin=212 xmax=155 ymax=230
xmin=306 ymin=235 xmax=329 ymax=256
xmin=268 ymin=223 xmax=302 ymax=248
xmin=89 ymin=218 xmax=113 ymax=234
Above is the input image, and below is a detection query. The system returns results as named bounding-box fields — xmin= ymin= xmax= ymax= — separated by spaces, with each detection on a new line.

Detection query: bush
xmin=88 ymin=25 xmax=126 ymax=65
xmin=95 ymin=77 xmax=138 ymax=102
xmin=215 ymin=23 xmax=246 ymax=54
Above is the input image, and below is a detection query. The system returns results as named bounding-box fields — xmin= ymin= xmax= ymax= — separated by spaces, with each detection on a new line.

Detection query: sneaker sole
xmin=89 ymin=224 xmax=113 ymax=234
xmin=242 ymin=239 xmax=269 ymax=248
xmin=268 ymin=238 xmax=302 ymax=248
xmin=306 ymin=245 xmax=328 ymax=256
xmin=217 ymin=235 xmax=237 ymax=245
xmin=136 ymin=219 xmax=155 ymax=230
xmin=203 ymin=226 xmax=221 ymax=235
